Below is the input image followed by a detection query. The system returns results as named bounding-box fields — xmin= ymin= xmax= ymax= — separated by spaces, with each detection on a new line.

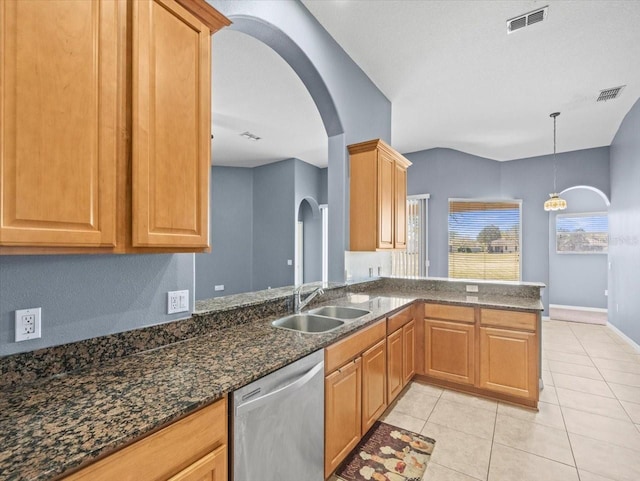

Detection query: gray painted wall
xmin=195 ymin=167 xmax=254 ymax=300
xmin=405 ymin=148 xmax=502 ymax=280
xmin=0 ymin=254 xmax=194 ymax=356
xmin=548 ymin=189 xmax=608 ymax=309
xmin=299 ymin=200 xmax=322 ymax=283
xmin=210 ymin=0 xmax=392 ymax=283
xmin=501 ymin=147 xmax=610 ymax=314
xmin=404 ymin=146 xmax=610 ymax=315
xmin=609 ymin=98 xmax=640 ymax=345
xmin=252 ymin=159 xmax=296 ymax=290
xmin=294 ymin=160 xmax=325 ymax=283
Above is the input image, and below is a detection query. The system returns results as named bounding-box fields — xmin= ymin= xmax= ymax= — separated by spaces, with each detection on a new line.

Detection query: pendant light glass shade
xmin=544 ymin=112 xmax=567 ymax=211
xmin=544 ymin=193 xmax=567 ymax=211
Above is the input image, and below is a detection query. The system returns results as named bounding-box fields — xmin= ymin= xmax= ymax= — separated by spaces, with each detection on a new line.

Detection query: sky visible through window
xmin=556 ymin=214 xmax=608 ymax=233
xmin=556 ymin=212 xmax=608 ymax=254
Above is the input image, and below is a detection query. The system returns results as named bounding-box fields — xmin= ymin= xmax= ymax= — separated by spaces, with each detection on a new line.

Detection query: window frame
xmin=555 ymin=211 xmax=608 ymax=255
xmin=448 ymin=198 xmax=523 ymax=282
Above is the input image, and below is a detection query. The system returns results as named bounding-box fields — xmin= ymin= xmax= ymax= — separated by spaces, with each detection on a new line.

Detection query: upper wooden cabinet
xmin=0 ymin=0 xmax=119 ymax=248
xmin=0 ymin=0 xmax=230 ymax=254
xmin=348 ymin=139 xmax=412 ymax=251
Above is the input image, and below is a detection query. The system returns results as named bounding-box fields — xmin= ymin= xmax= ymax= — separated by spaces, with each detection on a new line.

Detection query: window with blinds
xmin=392 ymin=195 xmax=429 ymax=277
xmin=448 ymin=199 xmax=522 ymax=281
xmin=556 ymin=212 xmax=608 ymax=254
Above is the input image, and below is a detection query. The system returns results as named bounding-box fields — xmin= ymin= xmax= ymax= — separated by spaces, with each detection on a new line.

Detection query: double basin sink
xmin=272 ymin=305 xmax=370 ymax=334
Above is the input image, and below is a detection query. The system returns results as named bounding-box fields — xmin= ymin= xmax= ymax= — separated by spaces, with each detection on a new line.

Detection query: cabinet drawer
xmin=62 ymin=397 xmax=227 ymax=481
xmin=424 ymin=303 xmax=475 ymax=323
xmin=325 ymin=319 xmax=386 ymax=374
xmin=387 ymin=305 xmax=414 ymax=333
xmin=480 ymin=308 xmax=537 ymax=331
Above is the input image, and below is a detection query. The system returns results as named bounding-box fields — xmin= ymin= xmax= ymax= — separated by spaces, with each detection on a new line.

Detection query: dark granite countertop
xmin=0 ymin=286 xmax=542 ymax=481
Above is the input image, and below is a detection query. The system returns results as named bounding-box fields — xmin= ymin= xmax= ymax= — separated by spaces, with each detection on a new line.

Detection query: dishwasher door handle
xmin=235 ymin=360 xmax=324 ymax=416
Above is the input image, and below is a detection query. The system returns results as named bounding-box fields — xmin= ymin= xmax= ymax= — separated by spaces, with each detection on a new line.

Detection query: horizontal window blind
xmin=556 ymin=212 xmax=608 ymax=254
xmin=392 ymin=196 xmax=428 ymax=277
xmin=448 ymin=200 xmax=521 ymax=281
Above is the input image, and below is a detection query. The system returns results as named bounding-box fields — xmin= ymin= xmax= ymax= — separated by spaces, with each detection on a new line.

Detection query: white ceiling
xmin=212 ymin=1 xmax=640 ymax=166
xmin=212 ymin=29 xmax=327 ymax=168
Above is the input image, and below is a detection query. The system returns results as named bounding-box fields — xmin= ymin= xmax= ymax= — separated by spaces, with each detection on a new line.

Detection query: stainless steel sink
xmin=308 ymin=306 xmax=370 ymax=320
xmin=272 ymin=313 xmax=345 ymax=333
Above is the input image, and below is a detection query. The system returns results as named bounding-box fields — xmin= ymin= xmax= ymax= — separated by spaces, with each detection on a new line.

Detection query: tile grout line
xmin=484 ymin=398 xmax=498 ymax=481
xmin=571 ymin=323 xmax=635 ymax=423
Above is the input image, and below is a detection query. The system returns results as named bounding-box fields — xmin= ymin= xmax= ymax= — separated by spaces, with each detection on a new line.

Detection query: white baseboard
xmin=549 ymin=304 xmax=607 ymax=313
xmin=607 ymin=322 xmax=640 ymax=354
xmin=549 ymin=304 xmax=608 ymax=325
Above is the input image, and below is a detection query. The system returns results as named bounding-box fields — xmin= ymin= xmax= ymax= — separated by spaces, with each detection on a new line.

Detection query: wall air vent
xmin=597 ymin=85 xmax=625 ymax=102
xmin=240 ymin=131 xmax=261 ymax=141
xmin=507 ymin=6 xmax=548 ymax=34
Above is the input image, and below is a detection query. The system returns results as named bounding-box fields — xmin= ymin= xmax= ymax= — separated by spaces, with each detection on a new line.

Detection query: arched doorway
xmin=548 ymin=185 xmax=610 ymax=324
xmin=295 ymin=197 xmax=322 ymax=285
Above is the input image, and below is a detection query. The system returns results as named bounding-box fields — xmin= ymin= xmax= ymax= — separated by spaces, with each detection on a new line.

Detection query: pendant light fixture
xmin=544 ymin=112 xmax=567 ymax=211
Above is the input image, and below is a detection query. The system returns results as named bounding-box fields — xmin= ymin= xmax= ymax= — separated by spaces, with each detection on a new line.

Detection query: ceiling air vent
xmin=507 ymin=6 xmax=548 ymax=34
xmin=597 ymin=85 xmax=625 ymax=102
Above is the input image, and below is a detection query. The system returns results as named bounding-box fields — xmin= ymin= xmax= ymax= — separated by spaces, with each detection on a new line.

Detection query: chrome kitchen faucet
xmin=293 ymin=285 xmax=324 ymax=313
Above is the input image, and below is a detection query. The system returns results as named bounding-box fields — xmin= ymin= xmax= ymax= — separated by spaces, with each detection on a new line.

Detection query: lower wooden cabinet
xmin=361 ymin=339 xmax=388 ymax=435
xmin=167 ymin=445 xmax=226 ymax=481
xmin=324 ymin=319 xmax=387 ymax=478
xmin=402 ymin=319 xmax=416 ymax=385
xmin=421 ymin=303 xmax=540 ymax=407
xmin=325 ymin=358 xmax=362 ymax=478
xmin=387 ymin=328 xmax=404 ymax=402
xmin=62 ymin=397 xmax=227 ymax=481
xmin=479 ymin=326 xmax=537 ymax=399
xmin=424 ymin=319 xmax=475 ymax=385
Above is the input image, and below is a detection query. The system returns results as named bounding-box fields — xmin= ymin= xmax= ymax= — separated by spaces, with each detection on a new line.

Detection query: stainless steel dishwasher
xmin=232 ymin=349 xmax=325 ymax=481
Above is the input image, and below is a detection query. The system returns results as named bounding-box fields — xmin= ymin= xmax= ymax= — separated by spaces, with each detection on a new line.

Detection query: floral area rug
xmin=335 ymin=421 xmax=436 ymax=481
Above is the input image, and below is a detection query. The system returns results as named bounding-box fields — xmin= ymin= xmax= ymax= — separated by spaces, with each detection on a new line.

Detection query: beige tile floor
xmin=336 ymin=320 xmax=640 ymax=481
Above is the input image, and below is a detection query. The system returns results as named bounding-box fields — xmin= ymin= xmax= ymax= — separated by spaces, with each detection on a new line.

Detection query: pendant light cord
xmin=551 ymin=112 xmax=560 ymax=194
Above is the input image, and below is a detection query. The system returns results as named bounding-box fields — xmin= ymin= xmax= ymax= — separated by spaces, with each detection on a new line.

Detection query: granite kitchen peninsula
xmin=0 ymin=277 xmax=543 ymax=481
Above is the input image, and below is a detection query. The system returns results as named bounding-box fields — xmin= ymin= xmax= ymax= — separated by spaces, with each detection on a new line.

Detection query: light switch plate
xmin=214 ymin=285 xmax=225 ymax=291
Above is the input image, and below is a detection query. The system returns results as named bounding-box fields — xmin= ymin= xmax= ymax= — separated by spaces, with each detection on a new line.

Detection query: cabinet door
xmin=377 ymin=151 xmax=394 ymax=249
xmin=0 ymin=0 xmax=118 ymax=247
xmin=132 ymin=0 xmax=210 ymax=248
xmin=403 ymin=319 xmax=416 ymax=385
xmin=425 ymin=319 xmax=475 ymax=385
xmin=361 ymin=339 xmax=387 ymax=435
xmin=325 ymin=358 xmax=362 ymax=478
xmin=394 ymin=161 xmax=407 ymax=249
xmin=387 ymin=329 xmax=404 ymax=403
xmin=167 ymin=445 xmax=226 ymax=481
xmin=479 ymin=327 xmax=538 ymax=400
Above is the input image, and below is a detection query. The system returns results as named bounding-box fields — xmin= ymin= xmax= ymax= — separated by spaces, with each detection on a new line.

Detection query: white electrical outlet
xmin=287 ymin=259 xmax=293 ymax=266
xmin=168 ymin=290 xmax=189 ymax=314
xmin=466 ymin=285 xmax=479 ymax=293
xmin=214 ymin=285 xmax=225 ymax=291
xmin=15 ymin=307 xmax=41 ymax=342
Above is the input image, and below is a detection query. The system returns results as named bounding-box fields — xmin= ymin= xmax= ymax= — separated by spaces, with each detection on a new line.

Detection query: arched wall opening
xmin=224 ymin=13 xmax=347 ymax=284
xmin=548 ymin=185 xmax=610 ymax=324
xmin=295 ymin=197 xmax=322 ymax=284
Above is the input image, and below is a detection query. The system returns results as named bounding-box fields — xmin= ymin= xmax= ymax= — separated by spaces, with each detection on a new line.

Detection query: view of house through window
xmin=556 ymin=212 xmax=608 ymax=254
xmin=448 ymin=199 xmax=522 ymax=281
